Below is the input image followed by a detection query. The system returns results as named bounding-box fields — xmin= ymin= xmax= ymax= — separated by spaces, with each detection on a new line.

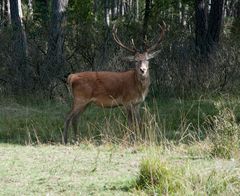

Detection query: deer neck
xmin=134 ymin=70 xmax=150 ymax=97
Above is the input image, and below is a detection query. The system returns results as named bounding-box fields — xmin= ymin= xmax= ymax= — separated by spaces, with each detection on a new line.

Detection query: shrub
xmin=209 ymin=102 xmax=240 ymax=159
xmin=135 ymin=157 xmax=183 ymax=195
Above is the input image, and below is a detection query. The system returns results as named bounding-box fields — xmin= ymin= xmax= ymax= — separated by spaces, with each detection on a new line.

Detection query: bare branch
xmin=27 ymin=39 xmax=47 ymax=56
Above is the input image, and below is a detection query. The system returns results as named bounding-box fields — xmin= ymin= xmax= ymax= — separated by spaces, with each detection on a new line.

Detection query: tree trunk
xmin=195 ymin=0 xmax=208 ymax=54
xmin=93 ymin=0 xmax=97 ymax=21
xmin=1 ymin=0 xmax=11 ymax=26
xmin=233 ymin=0 xmax=240 ymax=17
xmin=0 ymin=0 xmax=3 ymax=23
xmin=104 ymin=0 xmax=110 ymax=26
xmin=27 ymin=0 xmax=33 ymax=20
xmin=231 ymin=0 xmax=240 ymax=39
xmin=44 ymin=0 xmax=69 ymax=87
xmin=10 ymin=0 xmax=27 ymax=57
xmin=135 ymin=0 xmax=139 ymax=21
xmin=195 ymin=0 xmax=224 ymax=54
xmin=142 ymin=0 xmax=151 ymax=41
xmin=119 ymin=0 xmax=123 ymax=16
xmin=10 ymin=0 xmax=31 ymax=92
xmin=207 ymin=0 xmax=224 ymax=49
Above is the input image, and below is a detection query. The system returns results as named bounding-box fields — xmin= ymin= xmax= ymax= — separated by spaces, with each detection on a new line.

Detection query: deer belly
xmin=91 ymin=96 xmax=123 ymax=107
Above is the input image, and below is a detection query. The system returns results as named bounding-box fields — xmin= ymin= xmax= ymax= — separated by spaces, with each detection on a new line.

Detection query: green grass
xmin=0 ymin=95 xmax=220 ymax=144
xmin=0 ymin=143 xmax=239 ymax=195
xmin=134 ymin=144 xmax=240 ymax=195
xmin=148 ymin=97 xmax=218 ymax=140
xmin=135 ymin=157 xmax=183 ymax=194
xmin=0 ymin=144 xmax=142 ymax=195
xmin=0 ymin=98 xmax=67 ymax=143
xmin=1 ymin=95 xmax=240 ymax=194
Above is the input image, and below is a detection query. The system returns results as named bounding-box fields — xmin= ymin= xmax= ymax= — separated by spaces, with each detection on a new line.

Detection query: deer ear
xmin=147 ymin=50 xmax=161 ymax=60
xmin=122 ymin=55 xmax=135 ymax=61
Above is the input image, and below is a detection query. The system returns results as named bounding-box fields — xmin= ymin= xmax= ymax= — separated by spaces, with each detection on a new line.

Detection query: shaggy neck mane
xmin=134 ymin=70 xmax=150 ymax=94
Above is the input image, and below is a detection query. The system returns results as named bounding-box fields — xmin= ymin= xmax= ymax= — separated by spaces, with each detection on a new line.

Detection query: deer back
xmin=68 ymin=70 xmax=149 ymax=107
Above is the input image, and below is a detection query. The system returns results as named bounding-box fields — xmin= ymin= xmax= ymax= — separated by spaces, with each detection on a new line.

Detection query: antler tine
xmin=112 ymin=24 xmax=136 ymax=53
xmin=131 ymin=39 xmax=137 ymax=51
xmin=146 ymin=21 xmax=166 ymax=52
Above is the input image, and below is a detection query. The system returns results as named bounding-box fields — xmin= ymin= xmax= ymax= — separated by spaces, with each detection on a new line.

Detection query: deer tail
xmin=66 ymin=74 xmax=74 ymax=97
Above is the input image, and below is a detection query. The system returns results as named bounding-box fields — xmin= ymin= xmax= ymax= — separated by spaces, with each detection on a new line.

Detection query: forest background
xmin=1 ymin=1 xmax=240 ymax=195
xmin=0 ymin=0 xmax=239 ymax=98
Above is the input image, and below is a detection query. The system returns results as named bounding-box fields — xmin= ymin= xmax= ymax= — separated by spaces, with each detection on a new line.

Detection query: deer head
xmin=112 ymin=22 xmax=166 ymax=80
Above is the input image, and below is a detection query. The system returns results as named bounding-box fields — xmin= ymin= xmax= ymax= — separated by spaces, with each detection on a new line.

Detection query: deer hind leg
xmin=71 ymin=105 xmax=87 ymax=142
xmin=63 ymin=111 xmax=74 ymax=144
xmin=63 ymin=101 xmax=88 ymax=144
xmin=134 ymin=105 xmax=141 ymax=128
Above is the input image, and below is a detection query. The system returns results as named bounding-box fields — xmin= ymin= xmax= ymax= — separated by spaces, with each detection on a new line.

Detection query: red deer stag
xmin=63 ymin=23 xmax=166 ymax=144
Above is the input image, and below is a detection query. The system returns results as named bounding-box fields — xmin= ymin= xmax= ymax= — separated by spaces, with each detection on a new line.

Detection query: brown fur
xmin=69 ymin=70 xmax=149 ymax=107
xmin=63 ymin=24 xmax=165 ymax=144
xmin=63 ymin=68 xmax=150 ymax=144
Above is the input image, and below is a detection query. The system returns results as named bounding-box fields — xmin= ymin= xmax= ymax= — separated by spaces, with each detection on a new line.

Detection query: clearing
xmin=0 ymin=143 xmax=240 ymax=195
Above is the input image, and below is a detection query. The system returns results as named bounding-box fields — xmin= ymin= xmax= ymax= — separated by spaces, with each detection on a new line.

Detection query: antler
xmin=112 ymin=24 xmax=137 ymax=53
xmin=146 ymin=21 xmax=166 ymax=53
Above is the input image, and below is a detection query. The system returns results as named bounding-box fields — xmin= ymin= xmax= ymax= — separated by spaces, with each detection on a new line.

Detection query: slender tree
xmin=9 ymin=0 xmax=31 ymax=92
xmin=27 ymin=0 xmax=33 ymax=20
xmin=195 ymin=0 xmax=207 ymax=54
xmin=207 ymin=0 xmax=224 ymax=49
xmin=231 ymin=0 xmax=240 ymax=39
xmin=1 ymin=0 xmax=11 ymax=26
xmin=142 ymin=0 xmax=151 ymax=40
xmin=44 ymin=0 xmax=69 ymax=86
xmin=195 ymin=0 xmax=224 ymax=55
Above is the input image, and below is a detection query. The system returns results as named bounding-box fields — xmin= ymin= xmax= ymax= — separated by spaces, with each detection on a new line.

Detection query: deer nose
xmin=140 ymin=68 xmax=146 ymax=74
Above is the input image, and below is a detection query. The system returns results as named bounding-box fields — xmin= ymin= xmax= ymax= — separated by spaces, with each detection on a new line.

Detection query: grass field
xmin=0 ymin=144 xmax=142 ymax=195
xmin=1 ymin=95 xmax=240 ymax=195
xmin=0 ymin=143 xmax=239 ymax=195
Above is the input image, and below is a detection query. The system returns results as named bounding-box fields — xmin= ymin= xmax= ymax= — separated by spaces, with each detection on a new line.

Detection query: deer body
xmin=69 ymin=70 xmax=150 ymax=107
xmin=63 ymin=62 xmax=150 ymax=144
xmin=63 ymin=23 xmax=165 ymax=144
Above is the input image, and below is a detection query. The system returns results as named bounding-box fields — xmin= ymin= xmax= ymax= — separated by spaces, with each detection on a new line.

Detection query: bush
xmin=209 ymin=101 xmax=240 ymax=159
xmin=134 ymin=150 xmax=240 ymax=195
xmin=135 ymin=157 xmax=183 ymax=195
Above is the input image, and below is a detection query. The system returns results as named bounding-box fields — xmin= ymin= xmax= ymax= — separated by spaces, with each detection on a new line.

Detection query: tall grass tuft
xmin=135 ymin=157 xmax=183 ymax=195
xmin=133 ymin=146 xmax=240 ymax=195
xmin=208 ymin=101 xmax=240 ymax=159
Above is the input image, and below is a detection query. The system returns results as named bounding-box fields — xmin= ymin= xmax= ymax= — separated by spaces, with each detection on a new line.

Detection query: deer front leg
xmin=134 ymin=104 xmax=141 ymax=128
xmin=127 ymin=104 xmax=141 ymax=142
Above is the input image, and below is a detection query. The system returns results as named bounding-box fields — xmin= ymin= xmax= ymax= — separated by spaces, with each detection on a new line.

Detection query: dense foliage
xmin=0 ymin=0 xmax=239 ymax=98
